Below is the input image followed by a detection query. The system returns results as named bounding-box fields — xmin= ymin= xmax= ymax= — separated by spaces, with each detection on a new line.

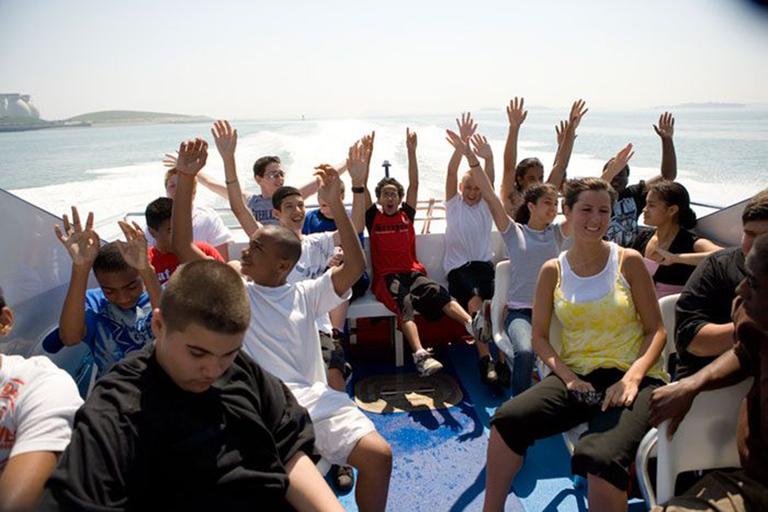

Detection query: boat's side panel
xmin=0 ymin=189 xmax=93 ymax=373
xmin=694 ymin=198 xmax=749 ymax=248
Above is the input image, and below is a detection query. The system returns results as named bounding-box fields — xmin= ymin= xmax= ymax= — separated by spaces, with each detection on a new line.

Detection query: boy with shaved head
xmin=173 ymin=137 xmax=392 ymax=512
xmin=39 ymin=260 xmax=343 ymax=511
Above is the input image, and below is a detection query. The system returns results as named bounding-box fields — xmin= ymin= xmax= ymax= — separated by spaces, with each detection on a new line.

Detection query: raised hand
xmin=506 ymin=97 xmax=527 ymax=129
xmin=569 ymin=99 xmax=589 ymax=130
xmin=445 ymin=129 xmax=472 ymax=158
xmin=314 ymin=164 xmax=343 ymax=205
xmin=471 ymin=134 xmax=493 ymax=160
xmin=211 ymin=120 xmax=238 ymax=159
xmin=175 ymin=138 xmax=209 ymax=176
xmin=457 ymin=112 xmax=478 ymax=141
xmin=347 ymin=140 xmax=367 ymax=184
xmin=115 ymin=221 xmax=150 ymax=271
xmin=406 ymin=128 xmax=418 ymax=153
xmin=604 ymin=143 xmax=635 ymax=178
xmin=653 ymin=111 xmax=675 ymax=140
xmin=361 ymin=131 xmax=375 ymax=165
xmin=555 ymin=120 xmax=570 ymax=146
xmin=162 ymin=152 xmax=178 ymax=169
xmin=54 ymin=207 xmax=100 ymax=267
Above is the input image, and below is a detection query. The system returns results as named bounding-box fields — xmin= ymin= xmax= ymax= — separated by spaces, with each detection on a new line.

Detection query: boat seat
xmin=641 ymin=378 xmax=752 ymax=507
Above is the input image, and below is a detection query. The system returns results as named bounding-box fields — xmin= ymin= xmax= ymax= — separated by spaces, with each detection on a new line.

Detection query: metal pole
xmin=382 ymin=160 xmax=391 ymax=178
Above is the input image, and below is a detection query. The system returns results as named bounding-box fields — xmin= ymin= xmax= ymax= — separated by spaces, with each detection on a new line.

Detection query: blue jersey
xmin=80 ymin=289 xmax=154 ymax=380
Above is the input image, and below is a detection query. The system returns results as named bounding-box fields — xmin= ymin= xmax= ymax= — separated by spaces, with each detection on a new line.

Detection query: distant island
xmin=66 ymin=110 xmax=213 ymax=125
xmin=654 ymin=102 xmax=747 ymax=110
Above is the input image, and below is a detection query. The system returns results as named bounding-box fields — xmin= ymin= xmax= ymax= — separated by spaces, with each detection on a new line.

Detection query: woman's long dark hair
xmin=649 ymin=181 xmax=697 ymax=229
xmin=514 ymin=182 xmax=559 ymax=224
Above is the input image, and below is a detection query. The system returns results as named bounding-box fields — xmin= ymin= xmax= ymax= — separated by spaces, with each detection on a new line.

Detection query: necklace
xmin=568 ymin=243 xmax=611 ymax=274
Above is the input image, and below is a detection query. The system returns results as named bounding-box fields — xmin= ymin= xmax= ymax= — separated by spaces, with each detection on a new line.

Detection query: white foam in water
xmin=11 ymin=118 xmax=762 ymax=240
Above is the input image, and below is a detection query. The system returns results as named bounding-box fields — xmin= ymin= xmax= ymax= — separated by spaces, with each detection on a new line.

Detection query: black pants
xmin=386 ymin=272 xmax=453 ymax=323
xmin=491 ymin=368 xmax=663 ymax=490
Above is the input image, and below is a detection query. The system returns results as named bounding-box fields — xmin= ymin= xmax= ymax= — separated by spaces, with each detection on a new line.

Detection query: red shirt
xmin=365 ymin=203 xmax=426 ymax=282
xmin=148 ymin=243 xmax=225 ymax=285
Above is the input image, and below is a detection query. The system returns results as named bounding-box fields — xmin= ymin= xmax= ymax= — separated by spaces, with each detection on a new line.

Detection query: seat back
xmin=491 ymin=260 xmax=511 ymax=347
xmin=656 ymin=378 xmax=753 ymax=504
xmin=658 ymin=293 xmax=680 ymax=374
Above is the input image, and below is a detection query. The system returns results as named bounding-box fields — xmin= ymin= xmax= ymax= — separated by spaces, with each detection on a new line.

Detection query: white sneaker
xmin=413 ymin=349 xmax=443 ymax=377
xmin=471 ymin=300 xmax=492 ymax=344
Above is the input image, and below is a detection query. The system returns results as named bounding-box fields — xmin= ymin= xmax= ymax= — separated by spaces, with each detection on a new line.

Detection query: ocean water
xmin=1 ymin=107 xmax=767 ymax=240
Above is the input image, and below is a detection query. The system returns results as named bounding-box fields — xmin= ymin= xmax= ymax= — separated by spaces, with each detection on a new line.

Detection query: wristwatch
xmin=352 ymin=186 xmax=365 ymax=193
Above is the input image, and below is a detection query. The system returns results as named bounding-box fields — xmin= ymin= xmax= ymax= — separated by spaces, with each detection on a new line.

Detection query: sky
xmin=2 ymin=0 xmax=768 ymax=120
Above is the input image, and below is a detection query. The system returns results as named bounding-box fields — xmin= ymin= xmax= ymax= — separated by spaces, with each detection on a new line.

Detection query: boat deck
xmin=334 ymin=342 xmax=648 ymax=511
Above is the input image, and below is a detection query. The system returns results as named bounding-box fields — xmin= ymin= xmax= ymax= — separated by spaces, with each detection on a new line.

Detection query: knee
xmin=572 ymin=437 xmax=619 ymax=481
xmin=359 ymin=434 xmax=393 ymax=476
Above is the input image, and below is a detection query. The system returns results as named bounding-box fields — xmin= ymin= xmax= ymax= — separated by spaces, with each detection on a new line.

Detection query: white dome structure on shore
xmin=0 ymin=94 xmax=41 ymax=119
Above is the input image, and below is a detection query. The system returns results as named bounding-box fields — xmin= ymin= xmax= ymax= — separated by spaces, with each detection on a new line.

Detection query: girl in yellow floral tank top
xmin=555 ymin=242 xmax=669 ymax=381
xmin=485 ymin=172 xmax=671 ymax=512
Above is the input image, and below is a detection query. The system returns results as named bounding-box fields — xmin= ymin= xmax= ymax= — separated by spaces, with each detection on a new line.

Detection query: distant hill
xmin=654 ymin=102 xmax=747 ymax=110
xmin=66 ymin=110 xmax=213 ymax=125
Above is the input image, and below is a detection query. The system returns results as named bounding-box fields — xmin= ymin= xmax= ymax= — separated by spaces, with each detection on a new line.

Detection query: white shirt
xmin=443 ymin=195 xmax=493 ymax=274
xmin=145 ymin=205 xmax=234 ymax=250
xmin=288 ymin=232 xmax=337 ymax=334
xmin=0 ymin=355 xmax=83 ymax=472
xmin=242 ymin=271 xmax=350 ymax=392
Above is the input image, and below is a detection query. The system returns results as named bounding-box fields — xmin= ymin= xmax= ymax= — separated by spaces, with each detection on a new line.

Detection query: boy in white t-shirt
xmin=271 ymin=181 xmax=366 ymax=494
xmin=443 ymin=112 xmax=509 ymax=388
xmin=172 ymin=138 xmax=392 ymax=512
xmin=0 ymin=287 xmax=83 ymax=511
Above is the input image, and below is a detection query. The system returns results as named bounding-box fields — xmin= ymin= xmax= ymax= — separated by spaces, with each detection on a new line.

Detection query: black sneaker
xmin=495 ymin=359 xmax=511 ymax=389
xmin=478 ymin=355 xmax=498 ymax=385
xmin=330 ymin=464 xmax=354 ymax=493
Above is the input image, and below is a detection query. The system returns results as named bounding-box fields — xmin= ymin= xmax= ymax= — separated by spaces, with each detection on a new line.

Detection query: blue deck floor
xmin=333 ymin=342 xmax=636 ymax=512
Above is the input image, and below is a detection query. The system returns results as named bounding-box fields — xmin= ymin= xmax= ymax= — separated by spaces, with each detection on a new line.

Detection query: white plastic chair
xmin=652 ymin=378 xmax=753 ymax=505
xmin=490 ymin=260 xmax=586 ymax=453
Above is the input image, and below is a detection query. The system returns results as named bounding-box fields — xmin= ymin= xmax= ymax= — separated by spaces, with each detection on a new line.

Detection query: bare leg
xmin=346 ymin=432 xmax=393 ymax=512
xmin=327 ymin=368 xmax=346 ymax=393
xmin=587 ymin=474 xmax=628 ymax=512
xmin=401 ymin=319 xmax=424 ymax=353
xmin=329 ymin=300 xmax=350 ymax=332
xmin=484 ymin=426 xmax=524 ymax=512
xmin=442 ymin=300 xmax=472 ymax=324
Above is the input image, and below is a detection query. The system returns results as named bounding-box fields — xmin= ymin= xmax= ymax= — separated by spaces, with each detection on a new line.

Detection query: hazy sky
xmin=2 ymin=0 xmax=768 ymax=120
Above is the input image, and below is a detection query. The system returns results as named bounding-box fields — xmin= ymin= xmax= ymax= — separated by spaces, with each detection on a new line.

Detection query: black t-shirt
xmin=674 ymin=246 xmax=746 ymax=379
xmin=40 ymin=345 xmax=315 ymax=511
xmin=629 ymin=227 xmax=699 ymax=286
xmin=606 ymin=181 xmax=647 ymax=247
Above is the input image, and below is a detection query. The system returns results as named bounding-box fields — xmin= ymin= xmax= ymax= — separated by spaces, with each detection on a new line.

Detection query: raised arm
xmin=115 ymin=220 xmax=162 ymax=309
xmin=502 ymin=97 xmax=527 ymax=215
xmin=346 ymin=140 xmax=368 ymax=235
xmin=600 ymin=143 xmax=636 ymax=183
xmin=405 ymin=128 xmax=419 ymax=209
xmin=212 ymin=120 xmax=261 ymax=237
xmin=298 ymin=161 xmax=349 ymax=199
xmin=447 ymin=130 xmax=509 ymax=233
xmin=316 ymin=166 xmax=366 ymax=296
xmin=650 ymin=111 xmax=677 ymax=185
xmin=471 ymin=134 xmax=495 ymax=187
xmin=446 ymin=113 xmax=477 ymax=201
xmin=54 ymin=207 xmax=100 ymax=346
xmin=361 ymin=131 xmax=375 ymax=211
xmin=548 ymin=99 xmax=588 ymax=190
xmin=172 ymin=139 xmax=212 ymax=263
